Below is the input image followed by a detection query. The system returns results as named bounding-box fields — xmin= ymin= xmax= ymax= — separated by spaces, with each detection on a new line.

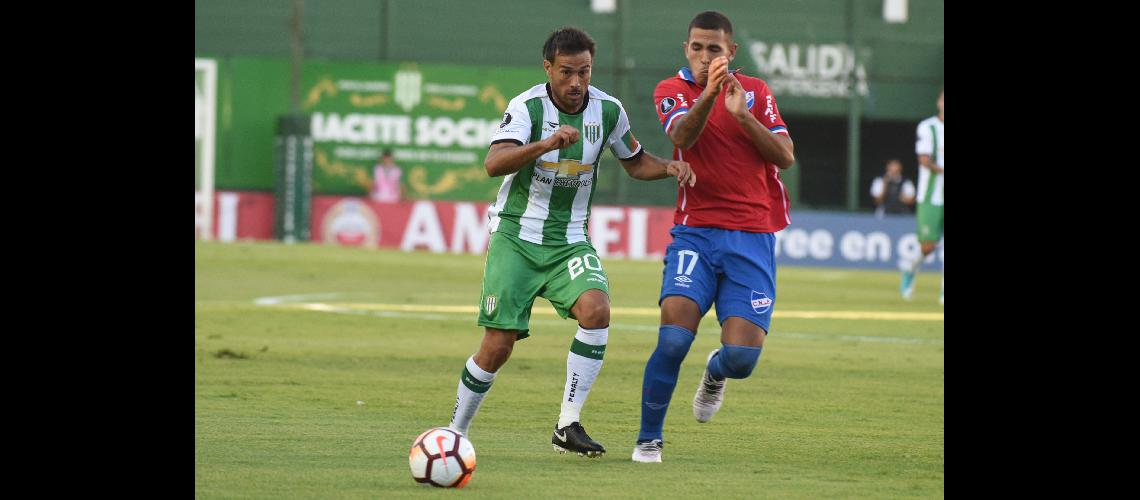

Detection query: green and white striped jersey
xmin=916 ymin=116 xmax=944 ymax=206
xmin=487 ymin=83 xmax=643 ymax=245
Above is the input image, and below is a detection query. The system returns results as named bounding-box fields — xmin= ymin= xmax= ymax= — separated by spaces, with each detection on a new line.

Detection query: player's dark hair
xmin=543 ymin=26 xmax=596 ymax=62
xmin=688 ymin=11 xmax=733 ymax=37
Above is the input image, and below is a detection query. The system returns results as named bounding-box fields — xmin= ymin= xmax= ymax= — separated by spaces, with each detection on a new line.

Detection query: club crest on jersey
xmin=484 ymin=295 xmax=498 ymax=314
xmin=750 ymin=291 xmax=772 ymax=314
xmin=745 ymin=91 xmax=755 ymax=110
xmin=660 ymin=97 xmax=676 ymax=114
xmin=499 ymin=112 xmax=512 ymax=128
xmin=584 ymin=122 xmax=601 ymax=144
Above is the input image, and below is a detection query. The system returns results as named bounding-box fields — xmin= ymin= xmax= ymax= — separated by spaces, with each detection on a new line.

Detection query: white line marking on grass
xmin=252 ymin=296 xmax=944 ymax=345
xmin=299 ymin=303 xmax=454 ymax=321
xmin=253 ymin=292 xmax=348 ymax=305
xmin=254 ymin=298 xmax=943 ymax=322
xmin=779 ymin=332 xmax=943 ymax=345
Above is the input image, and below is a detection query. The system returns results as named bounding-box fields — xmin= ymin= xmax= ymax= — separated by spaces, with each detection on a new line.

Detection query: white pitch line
xmin=253 ymin=292 xmax=348 ymax=306
xmin=258 ymin=300 xmax=943 ymax=322
xmin=251 ymin=295 xmax=944 ymax=345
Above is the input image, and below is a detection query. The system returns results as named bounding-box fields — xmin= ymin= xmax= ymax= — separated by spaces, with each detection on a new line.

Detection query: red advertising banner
xmin=197 ymin=191 xmax=275 ymax=242
xmin=197 ymin=192 xmax=942 ymax=270
xmin=198 ymin=191 xmax=677 ymax=259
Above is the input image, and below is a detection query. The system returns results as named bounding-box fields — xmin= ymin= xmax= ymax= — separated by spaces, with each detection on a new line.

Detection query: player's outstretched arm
xmin=484 ymin=125 xmax=580 ymax=177
xmin=619 ymin=151 xmax=695 ymax=186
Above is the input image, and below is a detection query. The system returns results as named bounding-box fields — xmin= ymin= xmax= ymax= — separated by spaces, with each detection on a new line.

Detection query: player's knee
xmin=478 ymin=332 xmax=516 ymax=369
xmin=574 ymin=295 xmax=610 ymax=328
xmin=661 ymin=297 xmax=701 ymax=332
xmin=582 ymin=306 xmax=610 ymax=329
xmin=718 ymin=344 xmax=762 ymax=379
xmin=657 ymin=324 xmax=695 ymax=359
xmin=480 ymin=345 xmax=512 ymax=371
xmin=492 ymin=341 xmax=514 ymax=359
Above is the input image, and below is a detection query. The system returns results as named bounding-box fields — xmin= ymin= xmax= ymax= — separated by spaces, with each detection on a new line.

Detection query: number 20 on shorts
xmin=568 ymin=254 xmax=603 ymax=280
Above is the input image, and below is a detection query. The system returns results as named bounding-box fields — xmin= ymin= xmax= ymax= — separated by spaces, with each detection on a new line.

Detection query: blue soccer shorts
xmin=658 ymin=225 xmax=777 ymax=332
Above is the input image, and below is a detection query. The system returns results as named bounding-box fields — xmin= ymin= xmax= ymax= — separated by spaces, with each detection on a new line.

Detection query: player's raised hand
xmin=706 ymin=56 xmax=729 ymax=96
xmin=666 ymin=160 xmax=696 ymax=187
xmin=723 ymin=74 xmax=747 ymax=118
xmin=544 ymin=125 xmax=581 ymax=151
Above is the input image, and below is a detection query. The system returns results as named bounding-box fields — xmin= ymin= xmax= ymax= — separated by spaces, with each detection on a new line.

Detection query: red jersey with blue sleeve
xmin=654 ymin=67 xmax=792 ymax=233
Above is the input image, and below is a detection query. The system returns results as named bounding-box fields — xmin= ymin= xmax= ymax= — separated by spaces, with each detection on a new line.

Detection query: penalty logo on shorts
xmin=484 ymin=295 xmax=498 ymax=314
xmin=750 ymin=291 xmax=772 ymax=314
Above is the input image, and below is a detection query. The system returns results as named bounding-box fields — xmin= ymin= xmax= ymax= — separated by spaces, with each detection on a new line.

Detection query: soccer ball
xmin=409 ymin=427 xmax=476 ymax=488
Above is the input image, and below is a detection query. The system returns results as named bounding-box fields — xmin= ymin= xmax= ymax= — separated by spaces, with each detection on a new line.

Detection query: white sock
xmin=449 ymin=355 xmax=496 ymax=436
xmin=909 ymin=253 xmax=925 ymax=274
xmin=900 ymin=255 xmax=919 ymax=274
xmin=558 ymin=325 xmax=608 ymax=428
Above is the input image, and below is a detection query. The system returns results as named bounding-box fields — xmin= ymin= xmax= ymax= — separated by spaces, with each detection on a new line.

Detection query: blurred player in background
xmin=899 ymin=89 xmax=944 ymax=304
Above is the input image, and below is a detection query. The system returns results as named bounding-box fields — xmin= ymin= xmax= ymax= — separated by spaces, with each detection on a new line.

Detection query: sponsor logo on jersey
xmin=764 ymin=95 xmax=777 ymax=123
xmin=499 ymin=112 xmax=512 ymax=128
xmin=538 ymin=159 xmax=594 ymax=177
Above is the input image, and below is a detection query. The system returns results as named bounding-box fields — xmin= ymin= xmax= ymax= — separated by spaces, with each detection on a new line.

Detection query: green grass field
xmin=195 ymin=241 xmax=944 ymax=499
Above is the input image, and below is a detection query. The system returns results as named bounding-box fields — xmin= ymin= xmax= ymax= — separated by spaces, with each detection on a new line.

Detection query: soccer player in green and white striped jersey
xmin=900 ymin=88 xmax=944 ymax=304
xmin=447 ymin=27 xmax=695 ymax=458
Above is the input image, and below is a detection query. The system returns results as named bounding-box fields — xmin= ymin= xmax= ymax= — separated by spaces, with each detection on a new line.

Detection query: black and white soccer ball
xmin=408 ymin=427 xmax=476 ymax=488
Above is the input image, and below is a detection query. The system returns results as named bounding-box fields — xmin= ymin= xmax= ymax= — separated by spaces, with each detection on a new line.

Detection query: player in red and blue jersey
xmin=632 ymin=11 xmax=796 ymax=463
